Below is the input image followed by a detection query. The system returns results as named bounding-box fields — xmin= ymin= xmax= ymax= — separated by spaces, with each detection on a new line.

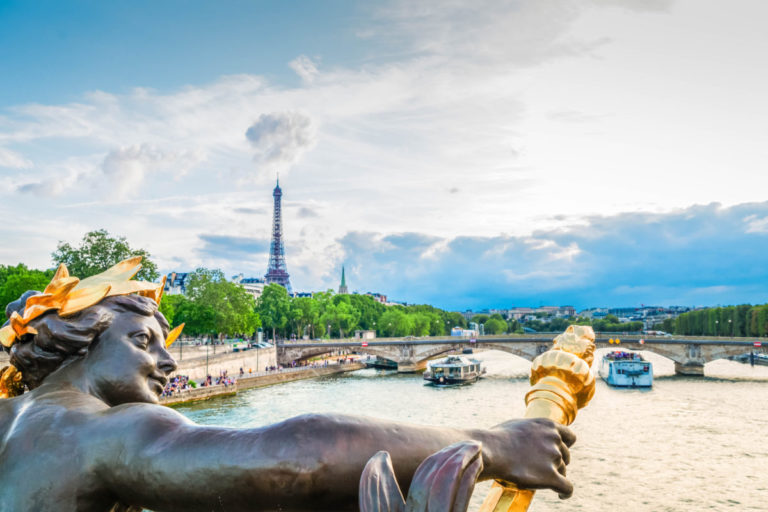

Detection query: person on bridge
xmin=0 ymin=258 xmax=575 ymax=511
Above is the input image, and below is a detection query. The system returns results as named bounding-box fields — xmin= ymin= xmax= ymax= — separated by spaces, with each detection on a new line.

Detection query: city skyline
xmin=1 ymin=1 xmax=767 ymax=310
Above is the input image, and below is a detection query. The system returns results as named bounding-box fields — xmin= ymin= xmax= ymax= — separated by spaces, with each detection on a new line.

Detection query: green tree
xmin=507 ymin=318 xmax=523 ymax=333
xmin=444 ymin=312 xmax=468 ymax=330
xmin=410 ymin=312 xmax=433 ymax=337
xmin=290 ymin=296 xmax=318 ymax=339
xmin=349 ymin=294 xmax=386 ymax=331
xmin=0 ymin=264 xmax=54 ymax=313
xmin=484 ymin=317 xmax=507 ymax=334
xmin=52 ymin=229 xmax=159 ymax=281
xmin=379 ymin=309 xmax=412 ymax=337
xmin=181 ymin=268 xmax=260 ymax=339
xmin=158 ymin=294 xmax=188 ymax=327
xmin=172 ymin=299 xmax=213 ymax=338
xmin=322 ymin=299 xmax=360 ymax=338
xmin=257 ymin=283 xmax=292 ymax=341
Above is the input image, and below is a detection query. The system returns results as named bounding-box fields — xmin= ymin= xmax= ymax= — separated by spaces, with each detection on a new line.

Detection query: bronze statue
xmin=0 ymin=258 xmax=575 ymax=511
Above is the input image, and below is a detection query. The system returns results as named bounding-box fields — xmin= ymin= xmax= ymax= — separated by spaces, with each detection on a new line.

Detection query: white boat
xmin=599 ymin=351 xmax=652 ymax=388
xmin=423 ymin=356 xmax=485 ymax=386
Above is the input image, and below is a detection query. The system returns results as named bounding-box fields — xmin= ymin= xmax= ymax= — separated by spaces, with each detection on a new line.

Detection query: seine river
xmin=177 ymin=350 xmax=768 ymax=511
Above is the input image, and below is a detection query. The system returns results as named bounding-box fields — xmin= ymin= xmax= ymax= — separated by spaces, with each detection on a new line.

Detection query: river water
xmin=177 ymin=350 xmax=768 ymax=511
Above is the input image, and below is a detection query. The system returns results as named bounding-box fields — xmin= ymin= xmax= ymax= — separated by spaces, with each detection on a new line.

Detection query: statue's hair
xmin=5 ymin=294 xmax=169 ymax=390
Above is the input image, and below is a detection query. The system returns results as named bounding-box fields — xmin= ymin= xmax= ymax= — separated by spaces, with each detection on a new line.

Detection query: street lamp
xmin=205 ymin=344 xmax=209 ymax=380
xmin=715 ymin=320 xmax=719 ymax=336
xmin=327 ymin=324 xmax=331 ymax=339
xmin=728 ymin=318 xmax=732 ymax=337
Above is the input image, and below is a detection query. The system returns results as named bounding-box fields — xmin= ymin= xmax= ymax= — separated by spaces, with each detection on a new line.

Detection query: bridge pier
xmin=674 ymin=361 xmax=705 ymax=376
xmin=674 ymin=344 xmax=706 ymax=376
xmin=397 ymin=361 xmax=427 ymax=373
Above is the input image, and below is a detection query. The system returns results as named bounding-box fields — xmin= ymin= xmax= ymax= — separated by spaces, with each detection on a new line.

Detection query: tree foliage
xmin=660 ymin=304 xmax=768 ymax=337
xmin=52 ymin=229 xmax=159 ymax=281
xmin=0 ymin=264 xmax=55 ymax=313
xmin=251 ymin=287 xmax=472 ymax=340
xmin=256 ymin=283 xmax=291 ymax=341
xmin=484 ymin=318 xmax=507 ymax=334
xmin=162 ymin=268 xmax=260 ymax=338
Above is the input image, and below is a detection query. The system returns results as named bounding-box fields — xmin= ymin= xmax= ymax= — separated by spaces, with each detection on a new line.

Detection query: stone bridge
xmin=277 ymin=335 xmax=765 ymax=375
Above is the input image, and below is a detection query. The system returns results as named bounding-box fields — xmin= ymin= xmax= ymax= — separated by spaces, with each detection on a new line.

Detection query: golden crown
xmin=0 ymin=257 xmax=184 ymax=398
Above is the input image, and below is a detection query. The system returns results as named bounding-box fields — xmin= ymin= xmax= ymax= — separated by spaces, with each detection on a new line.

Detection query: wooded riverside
xmin=655 ymin=304 xmax=768 ymax=337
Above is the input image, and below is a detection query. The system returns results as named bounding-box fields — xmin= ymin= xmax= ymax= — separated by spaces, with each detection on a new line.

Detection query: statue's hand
xmin=480 ymin=418 xmax=576 ymax=499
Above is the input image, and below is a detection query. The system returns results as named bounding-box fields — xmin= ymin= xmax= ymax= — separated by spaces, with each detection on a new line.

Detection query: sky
xmin=1 ymin=0 xmax=767 ymax=311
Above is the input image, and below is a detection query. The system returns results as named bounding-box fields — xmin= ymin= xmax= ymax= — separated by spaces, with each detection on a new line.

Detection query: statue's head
xmin=0 ymin=258 xmax=183 ymax=404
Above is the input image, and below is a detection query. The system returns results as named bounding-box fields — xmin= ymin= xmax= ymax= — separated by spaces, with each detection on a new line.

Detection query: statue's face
xmin=83 ymin=309 xmax=177 ymax=406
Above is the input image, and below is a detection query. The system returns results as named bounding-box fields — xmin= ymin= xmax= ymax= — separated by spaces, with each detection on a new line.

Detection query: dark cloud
xmin=245 ymin=112 xmax=316 ymax=171
xmin=233 ymin=207 xmax=266 ymax=215
xmin=589 ymin=0 xmax=673 ymax=12
xmin=337 ymin=202 xmax=768 ymax=310
xmin=197 ymin=234 xmax=270 ymax=259
xmin=297 ymin=207 xmax=318 ymax=218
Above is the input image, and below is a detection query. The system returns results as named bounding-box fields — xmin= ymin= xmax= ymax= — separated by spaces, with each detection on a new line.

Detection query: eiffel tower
xmin=264 ymin=178 xmax=292 ymax=294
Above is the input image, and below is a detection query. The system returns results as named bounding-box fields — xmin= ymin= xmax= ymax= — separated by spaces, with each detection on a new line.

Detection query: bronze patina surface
xmin=0 ymin=259 xmax=575 ymax=511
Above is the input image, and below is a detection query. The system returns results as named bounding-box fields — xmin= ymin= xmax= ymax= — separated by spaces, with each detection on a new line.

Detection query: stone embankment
xmin=160 ymin=362 xmax=365 ymax=406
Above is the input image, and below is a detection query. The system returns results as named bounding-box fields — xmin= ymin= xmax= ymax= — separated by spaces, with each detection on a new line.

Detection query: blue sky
xmin=1 ymin=0 xmax=767 ymax=310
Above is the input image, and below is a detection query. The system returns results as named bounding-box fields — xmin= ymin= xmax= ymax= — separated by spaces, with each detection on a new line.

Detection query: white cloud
xmin=0 ymin=147 xmax=33 ymax=169
xmin=289 ymin=55 xmax=320 ymax=83
xmin=101 ymin=144 xmax=203 ymax=198
xmin=244 ymin=111 xmax=317 ymax=178
xmin=744 ymin=215 xmax=768 ymax=234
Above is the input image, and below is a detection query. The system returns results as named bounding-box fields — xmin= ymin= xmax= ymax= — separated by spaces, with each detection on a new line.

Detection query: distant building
xmin=338 ymin=266 xmax=348 ymax=294
xmin=451 ymin=326 xmax=479 ymax=337
xmin=164 ymin=272 xmax=190 ymax=295
xmin=292 ymin=292 xmax=313 ymax=298
xmin=231 ymin=274 xmax=266 ymax=300
xmin=354 ymin=330 xmax=376 ymax=340
xmin=505 ymin=306 xmax=576 ymax=320
xmin=366 ymin=292 xmax=387 ymax=304
xmin=577 ymin=306 xmax=694 ymax=329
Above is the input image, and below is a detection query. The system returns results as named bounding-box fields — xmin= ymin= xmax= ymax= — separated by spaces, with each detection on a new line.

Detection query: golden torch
xmin=479 ymin=325 xmax=597 ymax=512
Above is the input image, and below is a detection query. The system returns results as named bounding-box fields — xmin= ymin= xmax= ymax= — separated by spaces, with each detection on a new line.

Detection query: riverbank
xmin=160 ymin=361 xmax=365 ymax=406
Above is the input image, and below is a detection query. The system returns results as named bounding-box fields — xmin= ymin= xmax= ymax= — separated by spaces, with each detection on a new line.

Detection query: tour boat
xmin=599 ymin=351 xmax=653 ymax=388
xmin=423 ymin=356 xmax=485 ymax=386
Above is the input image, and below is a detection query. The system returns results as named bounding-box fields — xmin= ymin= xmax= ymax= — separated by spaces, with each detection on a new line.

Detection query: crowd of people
xmin=200 ymin=370 xmax=235 ymax=387
xmin=161 ymin=375 xmax=194 ymax=397
xmin=606 ymin=351 xmax=642 ymax=360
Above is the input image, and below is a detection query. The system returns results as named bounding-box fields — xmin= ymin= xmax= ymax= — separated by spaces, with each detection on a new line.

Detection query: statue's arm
xmin=91 ymin=405 xmax=572 ymax=511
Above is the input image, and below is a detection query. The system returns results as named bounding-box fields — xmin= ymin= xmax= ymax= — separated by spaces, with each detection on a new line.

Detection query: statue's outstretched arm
xmin=92 ymin=404 xmax=572 ymax=511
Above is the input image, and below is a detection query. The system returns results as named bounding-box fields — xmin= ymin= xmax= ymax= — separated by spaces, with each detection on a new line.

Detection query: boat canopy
xmin=430 ymin=356 xmax=479 ymax=368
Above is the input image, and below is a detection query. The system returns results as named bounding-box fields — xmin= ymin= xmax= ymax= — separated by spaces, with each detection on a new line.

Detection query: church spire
xmin=338 ymin=265 xmax=348 ymax=294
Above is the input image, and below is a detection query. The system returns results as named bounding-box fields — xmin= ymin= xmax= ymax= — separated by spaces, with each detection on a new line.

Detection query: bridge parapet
xmin=277 ymin=337 xmax=763 ymax=375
